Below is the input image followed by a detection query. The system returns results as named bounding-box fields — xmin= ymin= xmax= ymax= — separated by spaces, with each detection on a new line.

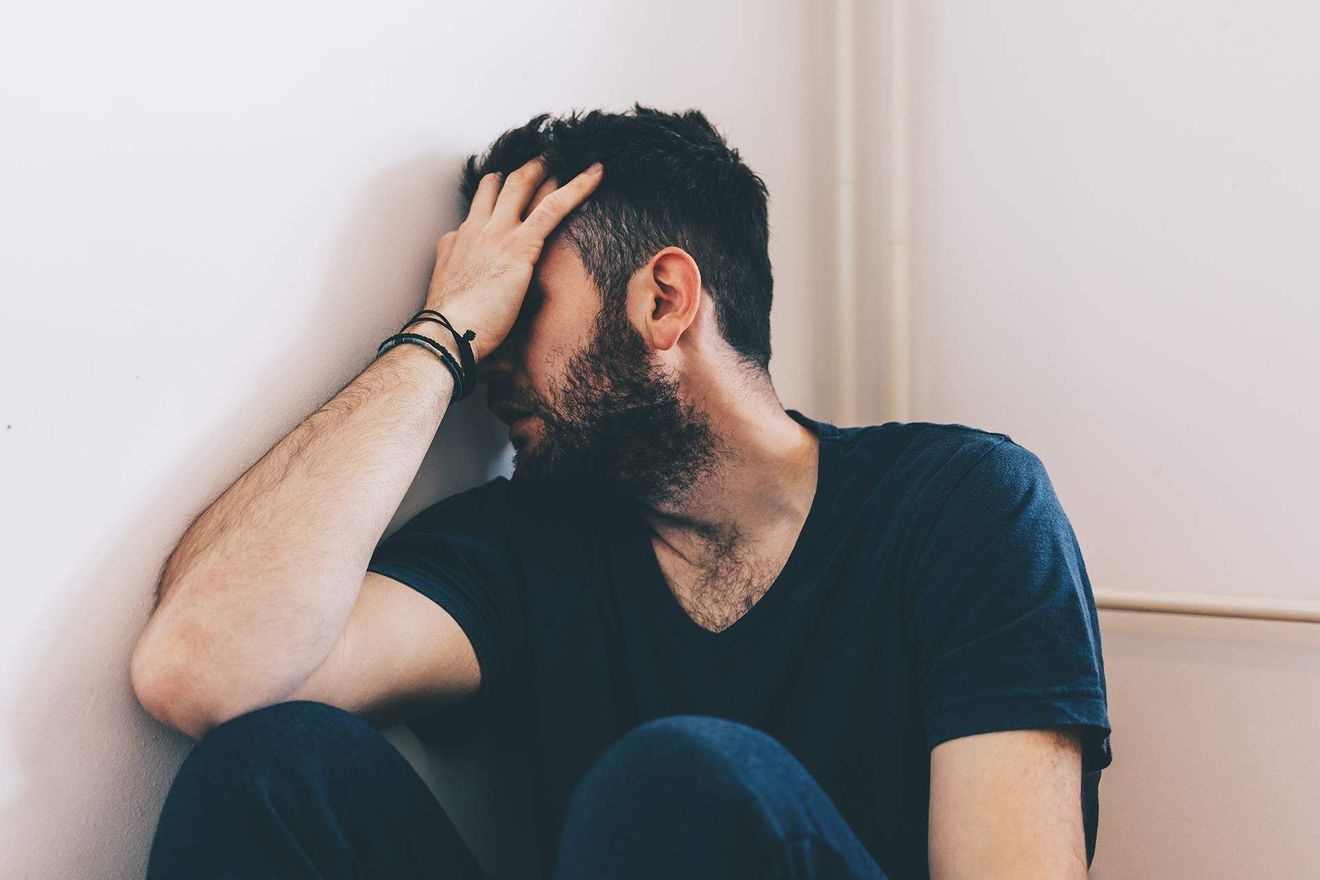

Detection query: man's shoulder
xmin=832 ymin=418 xmax=1019 ymax=479
xmin=825 ymin=420 xmax=1063 ymax=535
xmin=390 ymin=474 xmax=607 ymax=572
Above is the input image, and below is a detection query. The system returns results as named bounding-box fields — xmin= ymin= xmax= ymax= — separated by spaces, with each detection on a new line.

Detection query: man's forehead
xmin=534 ymin=231 xmax=580 ymax=286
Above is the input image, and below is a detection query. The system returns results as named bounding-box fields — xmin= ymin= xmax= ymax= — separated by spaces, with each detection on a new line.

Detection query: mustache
xmin=486 ymin=385 xmax=539 ymax=414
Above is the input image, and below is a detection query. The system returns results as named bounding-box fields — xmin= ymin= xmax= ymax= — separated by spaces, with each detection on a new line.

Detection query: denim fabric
xmin=146 ymin=701 xmax=890 ymax=880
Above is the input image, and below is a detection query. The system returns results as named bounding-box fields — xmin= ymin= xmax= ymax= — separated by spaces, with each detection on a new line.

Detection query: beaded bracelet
xmin=376 ymin=307 xmax=480 ymax=404
xmin=375 ymin=333 xmax=465 ymax=404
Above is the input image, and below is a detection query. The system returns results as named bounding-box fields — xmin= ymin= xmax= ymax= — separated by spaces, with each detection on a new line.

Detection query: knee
xmin=178 ymin=700 xmax=376 ymax=787
xmin=608 ymin=714 xmax=786 ymax=775
xmin=568 ymin=714 xmax=790 ymax=812
xmin=557 ymin=717 xmax=813 ymax=876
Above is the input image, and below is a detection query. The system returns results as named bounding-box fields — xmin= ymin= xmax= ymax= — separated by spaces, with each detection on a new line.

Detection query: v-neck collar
xmin=622 ymin=408 xmax=839 ymax=650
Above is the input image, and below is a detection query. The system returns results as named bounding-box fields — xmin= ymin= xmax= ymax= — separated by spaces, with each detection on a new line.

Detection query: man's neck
xmin=631 ymin=402 xmax=821 ymax=575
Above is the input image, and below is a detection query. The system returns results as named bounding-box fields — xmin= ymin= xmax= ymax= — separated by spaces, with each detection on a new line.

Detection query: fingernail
xmin=588 ymin=162 xmax=604 ymax=175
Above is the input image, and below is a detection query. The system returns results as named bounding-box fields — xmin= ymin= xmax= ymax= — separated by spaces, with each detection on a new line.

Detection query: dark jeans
xmin=145 ymin=700 xmax=890 ymax=879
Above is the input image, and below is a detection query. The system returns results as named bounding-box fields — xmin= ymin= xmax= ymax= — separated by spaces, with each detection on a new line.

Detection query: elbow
xmin=130 ymin=630 xmax=299 ymax=742
xmin=129 ymin=635 xmax=226 ymax=742
xmin=130 ymin=604 xmax=313 ymax=741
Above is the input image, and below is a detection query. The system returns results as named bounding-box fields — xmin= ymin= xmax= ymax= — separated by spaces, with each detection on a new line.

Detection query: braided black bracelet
xmin=376 ymin=333 xmax=465 ymax=404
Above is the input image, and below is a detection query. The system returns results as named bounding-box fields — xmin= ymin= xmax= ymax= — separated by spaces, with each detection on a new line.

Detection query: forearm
xmin=132 ymin=329 xmax=461 ymax=720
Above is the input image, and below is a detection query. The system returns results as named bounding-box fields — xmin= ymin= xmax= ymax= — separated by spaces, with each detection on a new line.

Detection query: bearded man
xmin=132 ymin=104 xmax=1112 ymax=880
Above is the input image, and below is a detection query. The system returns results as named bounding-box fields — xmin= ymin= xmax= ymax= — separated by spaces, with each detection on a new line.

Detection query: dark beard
xmin=506 ymin=306 xmax=721 ymax=508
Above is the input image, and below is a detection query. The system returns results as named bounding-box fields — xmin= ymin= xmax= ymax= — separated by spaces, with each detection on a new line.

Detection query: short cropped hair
xmin=460 ymin=103 xmax=774 ymax=374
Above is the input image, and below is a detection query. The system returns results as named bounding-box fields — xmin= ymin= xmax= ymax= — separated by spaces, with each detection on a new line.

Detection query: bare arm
xmin=928 ymin=727 xmax=1089 ymax=880
xmin=130 ymin=337 xmax=460 ymax=735
xmin=131 ymin=155 xmax=605 ymax=737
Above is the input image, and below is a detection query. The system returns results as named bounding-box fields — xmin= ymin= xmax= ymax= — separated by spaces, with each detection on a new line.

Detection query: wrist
xmin=414 ymin=307 xmax=484 ymax=363
xmin=377 ymin=334 xmax=460 ymax=403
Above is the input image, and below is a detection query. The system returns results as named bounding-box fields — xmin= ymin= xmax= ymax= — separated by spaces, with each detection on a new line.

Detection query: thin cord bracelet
xmin=377 ymin=333 xmax=465 ymax=401
xmin=402 ymin=309 xmax=477 ymax=387
xmin=399 ymin=314 xmax=480 ymax=390
xmin=376 ymin=332 xmax=463 ymax=390
xmin=376 ymin=333 xmax=465 ymax=403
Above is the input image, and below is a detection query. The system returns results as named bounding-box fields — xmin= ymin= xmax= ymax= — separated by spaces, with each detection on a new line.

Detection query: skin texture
xmin=929 ymin=727 xmax=1089 ymax=879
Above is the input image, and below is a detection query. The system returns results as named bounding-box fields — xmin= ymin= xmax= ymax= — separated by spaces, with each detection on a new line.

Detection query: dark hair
xmin=459 ymin=103 xmax=774 ymax=375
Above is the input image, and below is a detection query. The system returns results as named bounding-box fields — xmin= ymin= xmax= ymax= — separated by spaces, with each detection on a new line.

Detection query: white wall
xmin=852 ymin=2 xmax=1320 ymax=877
xmin=0 ymin=2 xmax=836 ymax=876
xmin=8 ymin=1 xmax=1317 ymax=878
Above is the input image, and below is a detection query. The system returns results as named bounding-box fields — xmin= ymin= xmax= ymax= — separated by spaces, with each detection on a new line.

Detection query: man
xmin=132 ymin=104 xmax=1112 ymax=879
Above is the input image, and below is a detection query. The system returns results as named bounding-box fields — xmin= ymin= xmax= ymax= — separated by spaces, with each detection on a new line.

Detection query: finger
xmin=468 ymin=171 xmax=503 ymax=221
xmin=521 ymin=163 xmax=604 ymax=240
xmin=521 ymin=176 xmax=559 ymax=223
xmin=491 ymin=155 xmax=550 ymax=224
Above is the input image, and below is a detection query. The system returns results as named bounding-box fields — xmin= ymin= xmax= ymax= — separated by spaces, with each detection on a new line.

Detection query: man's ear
xmin=637 ymin=247 xmax=702 ymax=352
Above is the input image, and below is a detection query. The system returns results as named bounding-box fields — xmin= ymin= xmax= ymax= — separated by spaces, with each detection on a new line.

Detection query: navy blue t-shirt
xmin=367 ymin=409 xmax=1112 ymax=879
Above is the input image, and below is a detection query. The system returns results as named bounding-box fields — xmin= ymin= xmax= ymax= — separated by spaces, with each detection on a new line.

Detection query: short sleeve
xmin=366 ymin=475 xmax=526 ymax=744
xmin=905 ymin=438 xmax=1113 ymax=776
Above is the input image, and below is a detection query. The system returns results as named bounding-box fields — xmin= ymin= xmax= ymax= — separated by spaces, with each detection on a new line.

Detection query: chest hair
xmin=654 ymin=540 xmax=789 ymax=633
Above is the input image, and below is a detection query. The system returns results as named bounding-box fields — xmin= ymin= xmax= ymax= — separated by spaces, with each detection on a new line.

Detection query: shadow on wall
xmin=0 ymin=154 xmax=529 ymax=879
